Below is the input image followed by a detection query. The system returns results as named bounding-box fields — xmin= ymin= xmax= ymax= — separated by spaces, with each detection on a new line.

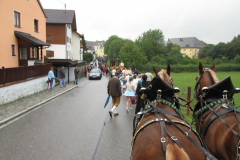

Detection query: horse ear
xmin=210 ymin=62 xmax=216 ymax=71
xmin=198 ymin=62 xmax=203 ymax=74
xmin=167 ymin=65 xmax=171 ymax=76
xmin=153 ymin=66 xmax=158 ymax=75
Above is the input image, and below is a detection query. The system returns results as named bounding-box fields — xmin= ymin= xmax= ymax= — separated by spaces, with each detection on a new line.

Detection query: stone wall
xmin=0 ymin=76 xmax=55 ymax=105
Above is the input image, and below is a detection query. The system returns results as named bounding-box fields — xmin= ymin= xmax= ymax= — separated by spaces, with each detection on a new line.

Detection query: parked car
xmin=89 ymin=68 xmax=102 ymax=80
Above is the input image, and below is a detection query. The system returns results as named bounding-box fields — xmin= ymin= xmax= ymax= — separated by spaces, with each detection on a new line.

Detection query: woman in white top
xmin=123 ymin=77 xmax=136 ymax=111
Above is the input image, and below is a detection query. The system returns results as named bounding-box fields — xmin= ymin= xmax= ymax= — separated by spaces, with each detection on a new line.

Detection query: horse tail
xmin=166 ymin=143 xmax=190 ymax=160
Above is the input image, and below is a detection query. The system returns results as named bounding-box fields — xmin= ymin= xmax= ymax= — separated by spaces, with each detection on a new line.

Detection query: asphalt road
xmin=0 ymin=73 xmax=136 ymax=160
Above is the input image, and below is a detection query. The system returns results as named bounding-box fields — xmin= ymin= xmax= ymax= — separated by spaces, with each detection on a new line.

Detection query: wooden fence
xmin=0 ymin=63 xmax=52 ymax=85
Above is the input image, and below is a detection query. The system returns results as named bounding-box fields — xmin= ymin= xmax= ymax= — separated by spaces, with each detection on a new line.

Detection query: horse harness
xmin=194 ymin=70 xmax=240 ymax=159
xmin=131 ymin=74 xmax=217 ymax=160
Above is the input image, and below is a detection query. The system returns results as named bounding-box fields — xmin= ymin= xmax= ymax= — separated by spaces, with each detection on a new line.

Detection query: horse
xmin=193 ymin=62 xmax=240 ymax=160
xmin=131 ymin=65 xmax=205 ymax=160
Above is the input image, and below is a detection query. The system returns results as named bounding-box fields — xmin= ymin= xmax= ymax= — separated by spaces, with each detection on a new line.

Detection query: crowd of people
xmin=107 ymin=66 xmax=153 ymax=117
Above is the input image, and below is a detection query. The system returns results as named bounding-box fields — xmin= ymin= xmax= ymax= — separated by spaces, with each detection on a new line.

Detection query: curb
xmin=0 ymin=85 xmax=78 ymax=127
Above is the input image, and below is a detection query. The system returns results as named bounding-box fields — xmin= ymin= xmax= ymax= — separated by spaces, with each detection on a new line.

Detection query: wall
xmin=72 ymin=32 xmax=80 ymax=60
xmin=0 ymin=0 xmax=47 ymax=68
xmin=66 ymin=24 xmax=72 ymax=59
xmin=0 ymin=76 xmax=55 ymax=105
xmin=181 ymin=48 xmax=199 ymax=58
xmin=46 ymin=24 xmax=65 ymax=44
xmin=47 ymin=45 xmax=66 ymax=59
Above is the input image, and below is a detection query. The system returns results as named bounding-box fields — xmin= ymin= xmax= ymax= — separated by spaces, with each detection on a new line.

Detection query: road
xmin=0 ymin=73 xmax=135 ymax=160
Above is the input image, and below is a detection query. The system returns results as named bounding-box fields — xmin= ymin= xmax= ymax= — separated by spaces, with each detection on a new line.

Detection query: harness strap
xmin=147 ymin=100 xmax=218 ymax=160
xmin=203 ymin=101 xmax=240 ymax=139
xmin=202 ymin=107 xmax=239 ymax=138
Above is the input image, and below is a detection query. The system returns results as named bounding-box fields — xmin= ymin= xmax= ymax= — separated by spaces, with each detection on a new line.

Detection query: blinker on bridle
xmin=194 ymin=70 xmax=208 ymax=100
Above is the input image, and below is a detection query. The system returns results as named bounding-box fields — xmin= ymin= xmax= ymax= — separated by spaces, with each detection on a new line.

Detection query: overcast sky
xmin=40 ymin=0 xmax=240 ymax=44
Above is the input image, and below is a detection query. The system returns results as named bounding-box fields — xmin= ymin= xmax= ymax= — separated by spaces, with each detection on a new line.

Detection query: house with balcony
xmin=43 ymin=9 xmax=85 ymax=82
xmin=0 ymin=0 xmax=50 ymax=68
xmin=166 ymin=37 xmax=206 ymax=58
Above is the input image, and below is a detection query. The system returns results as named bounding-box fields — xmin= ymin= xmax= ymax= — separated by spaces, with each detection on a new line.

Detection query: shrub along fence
xmin=0 ymin=63 xmax=51 ymax=86
xmin=137 ymin=63 xmax=240 ymax=73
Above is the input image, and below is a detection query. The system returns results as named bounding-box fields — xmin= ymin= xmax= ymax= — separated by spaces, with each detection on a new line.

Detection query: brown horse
xmin=131 ymin=65 xmax=205 ymax=160
xmin=194 ymin=62 xmax=240 ymax=160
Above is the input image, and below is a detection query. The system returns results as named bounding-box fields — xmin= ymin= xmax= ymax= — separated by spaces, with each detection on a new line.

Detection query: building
xmin=44 ymin=9 xmax=83 ymax=60
xmin=0 ymin=0 xmax=50 ymax=68
xmin=86 ymin=40 xmax=105 ymax=57
xmin=166 ymin=37 xmax=206 ymax=58
xmin=43 ymin=9 xmax=85 ymax=82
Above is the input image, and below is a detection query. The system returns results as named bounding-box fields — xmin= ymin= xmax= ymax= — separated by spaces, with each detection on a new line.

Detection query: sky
xmin=40 ymin=0 xmax=240 ymax=44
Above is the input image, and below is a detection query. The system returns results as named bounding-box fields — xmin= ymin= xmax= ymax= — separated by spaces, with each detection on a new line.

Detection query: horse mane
xmin=158 ymin=69 xmax=171 ymax=85
xmin=204 ymin=68 xmax=219 ymax=83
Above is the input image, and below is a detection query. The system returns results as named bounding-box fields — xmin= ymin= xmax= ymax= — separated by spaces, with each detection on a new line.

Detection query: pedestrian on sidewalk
xmin=108 ymin=71 xmax=122 ymax=117
xmin=74 ymin=66 xmax=80 ymax=85
xmin=85 ymin=66 xmax=88 ymax=77
xmin=111 ymin=67 xmax=116 ymax=78
xmin=59 ymin=66 xmax=66 ymax=88
xmin=48 ymin=67 xmax=55 ymax=91
xmin=123 ymin=77 xmax=136 ymax=112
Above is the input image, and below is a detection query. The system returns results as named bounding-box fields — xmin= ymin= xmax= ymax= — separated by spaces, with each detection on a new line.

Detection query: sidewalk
xmin=0 ymin=77 xmax=88 ymax=126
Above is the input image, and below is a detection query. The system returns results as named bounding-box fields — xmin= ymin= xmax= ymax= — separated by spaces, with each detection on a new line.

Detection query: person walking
xmin=134 ymin=67 xmax=139 ymax=75
xmin=111 ymin=67 xmax=116 ymax=78
xmin=59 ymin=66 xmax=66 ymax=88
xmin=123 ymin=77 xmax=136 ymax=112
xmin=135 ymin=75 xmax=150 ymax=114
xmin=145 ymin=70 xmax=153 ymax=82
xmin=74 ymin=66 xmax=80 ymax=85
xmin=48 ymin=67 xmax=55 ymax=91
xmin=108 ymin=71 xmax=122 ymax=117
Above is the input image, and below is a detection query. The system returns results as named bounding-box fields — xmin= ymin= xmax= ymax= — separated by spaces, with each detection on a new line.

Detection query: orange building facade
xmin=0 ymin=0 xmax=49 ymax=68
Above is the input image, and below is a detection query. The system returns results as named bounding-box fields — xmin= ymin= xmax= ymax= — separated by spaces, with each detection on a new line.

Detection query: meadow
xmin=163 ymin=71 xmax=240 ymax=124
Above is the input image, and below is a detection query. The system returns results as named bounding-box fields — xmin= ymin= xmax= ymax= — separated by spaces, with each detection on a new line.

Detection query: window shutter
xmin=51 ymin=51 xmax=54 ymax=57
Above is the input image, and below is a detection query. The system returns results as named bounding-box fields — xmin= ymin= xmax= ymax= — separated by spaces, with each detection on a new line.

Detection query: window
xmin=14 ymin=11 xmax=20 ymax=28
xmin=46 ymin=35 xmax=51 ymax=41
xmin=46 ymin=51 xmax=54 ymax=57
xmin=11 ymin=44 xmax=16 ymax=56
xmin=30 ymin=47 xmax=37 ymax=58
xmin=34 ymin=19 xmax=38 ymax=32
xmin=20 ymin=48 xmax=27 ymax=59
xmin=183 ymin=49 xmax=186 ymax=51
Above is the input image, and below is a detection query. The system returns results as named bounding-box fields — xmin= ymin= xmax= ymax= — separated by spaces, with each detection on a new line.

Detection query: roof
xmin=166 ymin=37 xmax=206 ymax=48
xmin=44 ymin=9 xmax=77 ymax=31
xmin=86 ymin=40 xmax=105 ymax=48
xmin=37 ymin=0 xmax=47 ymax=18
xmin=14 ymin=31 xmax=50 ymax=46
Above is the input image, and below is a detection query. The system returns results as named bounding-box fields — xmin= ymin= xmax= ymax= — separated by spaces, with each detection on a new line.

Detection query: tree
xmin=166 ymin=44 xmax=183 ymax=64
xmin=103 ymin=35 xmax=120 ymax=57
xmin=119 ymin=40 xmax=147 ymax=68
xmin=207 ymin=42 xmax=230 ymax=59
xmin=233 ymin=55 xmax=240 ymax=64
xmin=229 ymin=35 xmax=240 ymax=59
xmin=135 ymin=29 xmax=165 ymax=61
xmin=108 ymin=38 xmax=126 ymax=61
xmin=198 ymin=44 xmax=214 ymax=59
xmin=81 ymin=34 xmax=88 ymax=53
xmin=221 ymin=56 xmax=229 ymax=63
xmin=150 ymin=55 xmax=167 ymax=65
xmin=83 ymin=52 xmax=93 ymax=64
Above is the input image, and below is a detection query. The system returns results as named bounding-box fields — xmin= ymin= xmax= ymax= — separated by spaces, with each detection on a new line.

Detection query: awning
xmin=14 ymin=31 xmax=50 ymax=46
xmin=44 ymin=57 xmax=85 ymax=67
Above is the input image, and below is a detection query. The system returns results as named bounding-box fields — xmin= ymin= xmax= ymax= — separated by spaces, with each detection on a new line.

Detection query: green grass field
xmin=160 ymin=72 xmax=240 ymax=124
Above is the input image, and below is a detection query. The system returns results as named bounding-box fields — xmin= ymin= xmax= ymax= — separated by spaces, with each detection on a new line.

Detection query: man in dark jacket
xmin=59 ymin=66 xmax=66 ymax=88
xmin=107 ymin=71 xmax=122 ymax=117
xmin=134 ymin=68 xmax=139 ymax=75
xmin=74 ymin=66 xmax=80 ymax=85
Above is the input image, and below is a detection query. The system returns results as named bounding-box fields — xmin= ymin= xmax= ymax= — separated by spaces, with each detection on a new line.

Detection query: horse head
xmin=145 ymin=65 xmax=179 ymax=105
xmin=194 ymin=62 xmax=219 ymax=100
